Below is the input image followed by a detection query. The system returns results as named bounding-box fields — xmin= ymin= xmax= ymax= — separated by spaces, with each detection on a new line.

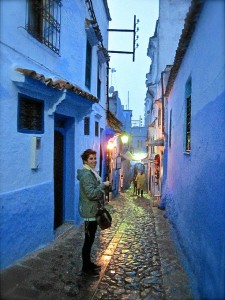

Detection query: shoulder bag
xmin=96 ymin=201 xmax=112 ymax=230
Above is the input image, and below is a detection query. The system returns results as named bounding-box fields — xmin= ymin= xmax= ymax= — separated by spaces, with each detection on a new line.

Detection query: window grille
xmin=95 ymin=121 xmax=99 ymax=137
xmin=185 ymin=95 xmax=191 ymax=152
xmin=169 ymin=109 xmax=172 ymax=148
xmin=84 ymin=117 xmax=90 ymax=135
xmin=97 ymin=63 xmax=101 ymax=99
xmin=18 ymin=95 xmax=44 ymax=133
xmin=85 ymin=40 xmax=92 ymax=89
xmin=26 ymin=0 xmax=62 ymax=54
xmin=185 ymin=79 xmax=192 ymax=152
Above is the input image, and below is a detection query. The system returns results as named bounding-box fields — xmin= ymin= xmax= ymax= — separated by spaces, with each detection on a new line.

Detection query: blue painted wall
xmin=0 ymin=0 xmax=110 ymax=269
xmin=162 ymin=2 xmax=225 ymax=298
xmin=0 ymin=183 xmax=54 ymax=269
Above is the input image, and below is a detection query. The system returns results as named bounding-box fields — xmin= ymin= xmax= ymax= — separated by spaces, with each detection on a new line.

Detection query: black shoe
xmin=82 ymin=268 xmax=100 ymax=277
xmin=89 ymin=262 xmax=101 ymax=270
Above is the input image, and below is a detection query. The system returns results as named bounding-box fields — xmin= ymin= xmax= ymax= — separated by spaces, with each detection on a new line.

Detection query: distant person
xmin=77 ymin=149 xmax=110 ymax=276
xmin=133 ymin=174 xmax=138 ymax=195
xmin=136 ymin=171 xmax=146 ymax=197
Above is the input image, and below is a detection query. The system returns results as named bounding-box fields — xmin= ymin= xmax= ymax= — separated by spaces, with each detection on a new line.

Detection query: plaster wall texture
xmin=109 ymin=92 xmax=128 ymax=129
xmin=0 ymin=183 xmax=54 ymax=269
xmin=163 ymin=1 xmax=225 ymax=298
xmin=158 ymin=0 xmax=191 ymax=82
xmin=130 ymin=127 xmax=147 ymax=154
xmin=124 ymin=111 xmax=132 ymax=133
xmin=0 ymin=0 xmax=109 ymax=94
xmin=0 ymin=0 xmax=109 ymax=269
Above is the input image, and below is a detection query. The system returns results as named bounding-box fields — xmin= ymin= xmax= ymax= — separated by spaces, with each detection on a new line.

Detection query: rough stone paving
xmin=0 ymin=191 xmax=193 ymax=300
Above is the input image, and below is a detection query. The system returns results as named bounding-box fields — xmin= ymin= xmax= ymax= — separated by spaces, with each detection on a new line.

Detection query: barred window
xmin=95 ymin=121 xmax=99 ymax=137
xmin=85 ymin=40 xmax=92 ymax=89
xmin=18 ymin=95 xmax=44 ymax=133
xmin=185 ymin=79 xmax=192 ymax=152
xmin=169 ymin=109 xmax=172 ymax=148
xmin=97 ymin=63 xmax=101 ymax=99
xmin=26 ymin=0 xmax=62 ymax=54
xmin=84 ymin=117 xmax=90 ymax=135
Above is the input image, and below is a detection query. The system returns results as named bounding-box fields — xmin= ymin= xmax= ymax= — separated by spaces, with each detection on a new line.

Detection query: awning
xmin=149 ymin=138 xmax=164 ymax=146
xmin=13 ymin=68 xmax=98 ymax=119
xmin=15 ymin=68 xmax=99 ymax=103
xmin=106 ymin=110 xmax=123 ymax=133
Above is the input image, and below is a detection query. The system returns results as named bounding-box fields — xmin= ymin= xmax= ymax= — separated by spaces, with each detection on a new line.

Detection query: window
xmin=26 ymin=0 xmax=62 ymax=54
xmin=95 ymin=121 xmax=99 ymax=137
xmin=97 ymin=63 xmax=101 ymax=99
xmin=169 ymin=109 xmax=172 ymax=148
xmin=84 ymin=117 xmax=90 ymax=135
xmin=185 ymin=79 xmax=192 ymax=152
xmin=85 ymin=40 xmax=92 ymax=89
xmin=18 ymin=95 xmax=44 ymax=133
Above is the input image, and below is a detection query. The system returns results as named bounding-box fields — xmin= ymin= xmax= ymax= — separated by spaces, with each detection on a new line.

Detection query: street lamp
xmin=121 ymin=133 xmax=129 ymax=144
xmin=107 ymin=140 xmax=114 ymax=150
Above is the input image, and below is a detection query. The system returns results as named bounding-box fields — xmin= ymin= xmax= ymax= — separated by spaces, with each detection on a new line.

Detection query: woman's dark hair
xmin=81 ymin=149 xmax=96 ymax=162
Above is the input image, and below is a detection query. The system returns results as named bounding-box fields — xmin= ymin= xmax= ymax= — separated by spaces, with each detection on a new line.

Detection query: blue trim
xmin=54 ymin=113 xmax=75 ymax=223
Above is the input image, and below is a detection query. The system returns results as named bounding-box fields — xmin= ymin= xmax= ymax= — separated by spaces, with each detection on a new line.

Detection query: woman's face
xmin=84 ymin=154 xmax=97 ymax=169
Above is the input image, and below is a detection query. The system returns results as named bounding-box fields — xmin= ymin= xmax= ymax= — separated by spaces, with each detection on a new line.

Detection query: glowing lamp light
xmin=107 ymin=140 xmax=114 ymax=150
xmin=132 ymin=152 xmax=148 ymax=161
xmin=121 ymin=134 xmax=129 ymax=144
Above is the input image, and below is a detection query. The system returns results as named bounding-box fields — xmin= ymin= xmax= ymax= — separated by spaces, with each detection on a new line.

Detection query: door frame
xmin=54 ymin=114 xmax=75 ymax=230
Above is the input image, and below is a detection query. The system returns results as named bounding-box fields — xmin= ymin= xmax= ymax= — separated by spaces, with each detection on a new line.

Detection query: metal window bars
xmin=26 ymin=0 xmax=62 ymax=54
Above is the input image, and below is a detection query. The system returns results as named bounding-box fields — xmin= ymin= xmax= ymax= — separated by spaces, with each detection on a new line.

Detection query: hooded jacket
xmin=77 ymin=168 xmax=105 ymax=219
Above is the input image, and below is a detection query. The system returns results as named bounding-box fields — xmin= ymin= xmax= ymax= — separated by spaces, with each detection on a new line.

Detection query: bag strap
xmin=97 ymin=200 xmax=104 ymax=209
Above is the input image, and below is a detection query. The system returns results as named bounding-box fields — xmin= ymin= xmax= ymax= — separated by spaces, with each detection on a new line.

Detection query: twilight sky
xmin=107 ymin=0 xmax=159 ymax=123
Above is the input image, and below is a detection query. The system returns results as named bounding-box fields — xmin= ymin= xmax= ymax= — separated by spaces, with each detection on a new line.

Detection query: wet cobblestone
xmin=92 ymin=195 xmax=165 ymax=300
xmin=0 ymin=191 xmax=193 ymax=300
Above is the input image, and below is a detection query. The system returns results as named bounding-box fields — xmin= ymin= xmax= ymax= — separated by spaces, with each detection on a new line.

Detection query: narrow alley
xmin=1 ymin=191 xmax=193 ymax=300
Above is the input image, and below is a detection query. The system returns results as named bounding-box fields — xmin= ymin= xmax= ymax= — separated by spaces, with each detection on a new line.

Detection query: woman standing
xmin=136 ymin=171 xmax=146 ymax=197
xmin=77 ymin=149 xmax=110 ymax=276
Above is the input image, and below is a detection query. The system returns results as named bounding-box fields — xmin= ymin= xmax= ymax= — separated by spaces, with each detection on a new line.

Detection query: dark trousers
xmin=137 ymin=189 xmax=143 ymax=197
xmin=82 ymin=221 xmax=97 ymax=269
xmin=133 ymin=184 xmax=137 ymax=195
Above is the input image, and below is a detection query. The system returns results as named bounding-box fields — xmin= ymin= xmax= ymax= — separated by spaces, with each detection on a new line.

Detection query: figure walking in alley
xmin=77 ymin=149 xmax=110 ymax=277
xmin=136 ymin=171 xmax=146 ymax=197
xmin=133 ymin=174 xmax=138 ymax=195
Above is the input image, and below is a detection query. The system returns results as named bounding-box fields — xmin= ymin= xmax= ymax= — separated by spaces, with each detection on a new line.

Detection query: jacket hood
xmin=77 ymin=168 xmax=89 ymax=181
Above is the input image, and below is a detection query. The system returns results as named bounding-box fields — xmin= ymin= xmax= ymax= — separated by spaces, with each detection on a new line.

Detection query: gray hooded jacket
xmin=77 ymin=168 xmax=105 ymax=219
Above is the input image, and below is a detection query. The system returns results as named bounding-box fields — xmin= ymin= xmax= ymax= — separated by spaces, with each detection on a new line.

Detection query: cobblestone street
xmin=1 ymin=191 xmax=193 ymax=300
